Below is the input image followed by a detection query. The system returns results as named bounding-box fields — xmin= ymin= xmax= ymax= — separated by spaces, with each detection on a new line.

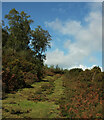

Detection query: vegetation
xmin=2 ymin=8 xmax=51 ymax=94
xmin=59 ymin=67 xmax=104 ymax=118
xmin=2 ymin=74 xmax=63 ymax=118
xmin=2 ymin=9 xmax=104 ymax=119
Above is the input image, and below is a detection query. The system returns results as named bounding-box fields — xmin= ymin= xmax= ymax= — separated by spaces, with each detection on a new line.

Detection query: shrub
xmin=78 ymin=70 xmax=92 ymax=82
xmin=69 ymin=68 xmax=83 ymax=76
xmin=24 ymin=72 xmax=36 ymax=86
xmin=2 ymin=57 xmax=38 ymax=93
xmin=41 ymin=83 xmax=53 ymax=91
xmin=94 ymin=72 xmax=104 ymax=82
xmin=91 ymin=66 xmax=101 ymax=73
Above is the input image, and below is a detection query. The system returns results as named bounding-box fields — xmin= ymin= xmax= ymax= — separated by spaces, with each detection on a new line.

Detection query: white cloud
xmin=89 ymin=57 xmax=97 ymax=63
xmin=45 ymin=7 xmax=102 ymax=69
xmin=64 ymin=40 xmax=71 ymax=49
xmin=45 ymin=19 xmax=82 ymax=36
xmin=45 ymin=49 xmax=65 ymax=66
xmin=45 ymin=47 xmax=88 ymax=68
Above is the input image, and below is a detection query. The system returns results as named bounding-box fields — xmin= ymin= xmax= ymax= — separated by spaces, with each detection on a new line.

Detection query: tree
xmin=31 ymin=26 xmax=51 ymax=61
xmin=2 ymin=8 xmax=52 ymax=93
xmin=2 ymin=28 xmax=9 ymax=48
xmin=56 ymin=64 xmax=60 ymax=70
xmin=91 ymin=66 xmax=101 ymax=73
xmin=31 ymin=26 xmax=51 ymax=80
xmin=5 ymin=8 xmax=33 ymax=53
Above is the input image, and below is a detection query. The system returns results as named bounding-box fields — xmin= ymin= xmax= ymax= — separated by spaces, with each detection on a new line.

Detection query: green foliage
xmin=78 ymin=70 xmax=92 ymax=82
xmin=2 ymin=67 xmax=103 ymax=118
xmin=2 ymin=28 xmax=9 ymax=48
xmin=94 ymin=72 xmax=104 ymax=82
xmin=2 ymin=8 xmax=52 ymax=93
xmin=2 ymin=8 xmax=103 ymax=119
xmin=31 ymin=26 xmax=51 ymax=57
xmin=69 ymin=68 xmax=83 ymax=76
xmin=41 ymin=83 xmax=53 ymax=91
xmin=91 ymin=66 xmax=101 ymax=73
xmin=5 ymin=8 xmax=33 ymax=50
xmin=54 ymin=65 xmax=63 ymax=74
xmin=45 ymin=65 xmax=64 ymax=75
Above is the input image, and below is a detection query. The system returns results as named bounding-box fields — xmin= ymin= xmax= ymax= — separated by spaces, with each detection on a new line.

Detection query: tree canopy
xmin=2 ymin=8 xmax=52 ymax=93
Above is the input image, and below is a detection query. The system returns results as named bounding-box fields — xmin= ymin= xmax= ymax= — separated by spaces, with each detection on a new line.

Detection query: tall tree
xmin=31 ymin=26 xmax=51 ymax=62
xmin=2 ymin=8 xmax=52 ymax=88
xmin=31 ymin=26 xmax=51 ymax=80
xmin=5 ymin=8 xmax=33 ymax=53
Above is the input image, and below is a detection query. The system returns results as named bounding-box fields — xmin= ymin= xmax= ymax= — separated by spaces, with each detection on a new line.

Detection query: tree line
xmin=2 ymin=8 xmax=51 ymax=94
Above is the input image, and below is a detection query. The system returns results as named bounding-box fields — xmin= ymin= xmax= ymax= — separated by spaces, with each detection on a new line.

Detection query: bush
xmin=41 ymin=83 xmax=53 ymax=91
xmin=24 ymin=72 xmax=36 ymax=86
xmin=94 ymin=72 xmax=104 ymax=82
xmin=78 ymin=70 xmax=92 ymax=82
xmin=2 ymin=66 xmax=25 ymax=93
xmin=69 ymin=68 xmax=83 ymax=76
xmin=91 ymin=66 xmax=101 ymax=73
xmin=2 ymin=56 xmax=38 ymax=93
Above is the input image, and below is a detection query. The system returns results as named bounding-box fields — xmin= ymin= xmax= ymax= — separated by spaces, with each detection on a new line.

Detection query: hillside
xmin=2 ymin=74 xmax=64 ymax=118
xmin=2 ymin=8 xmax=104 ymax=119
xmin=2 ymin=67 xmax=104 ymax=119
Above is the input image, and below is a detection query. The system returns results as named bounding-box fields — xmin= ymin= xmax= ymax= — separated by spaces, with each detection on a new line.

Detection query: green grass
xmin=2 ymin=74 xmax=63 ymax=118
xmin=3 ymin=100 xmax=60 ymax=118
xmin=47 ymin=76 xmax=64 ymax=102
xmin=3 ymin=72 xmax=103 ymax=118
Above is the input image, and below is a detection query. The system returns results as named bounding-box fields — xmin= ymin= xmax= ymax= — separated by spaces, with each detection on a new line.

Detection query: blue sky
xmin=2 ymin=2 xmax=102 ymax=70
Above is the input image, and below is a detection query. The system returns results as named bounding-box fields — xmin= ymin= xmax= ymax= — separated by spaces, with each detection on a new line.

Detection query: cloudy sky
xmin=2 ymin=2 xmax=102 ymax=70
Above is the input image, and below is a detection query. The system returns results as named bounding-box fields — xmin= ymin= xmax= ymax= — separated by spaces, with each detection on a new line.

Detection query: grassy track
xmin=2 ymin=74 xmax=64 ymax=118
xmin=47 ymin=75 xmax=64 ymax=102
